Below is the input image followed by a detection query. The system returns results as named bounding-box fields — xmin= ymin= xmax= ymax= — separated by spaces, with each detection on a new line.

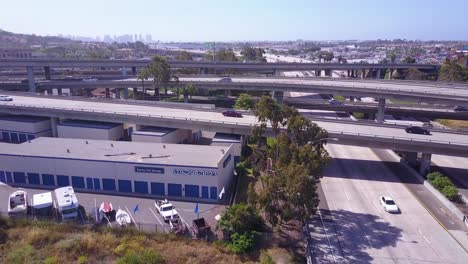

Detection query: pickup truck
xmin=154 ymin=199 xmax=179 ymax=222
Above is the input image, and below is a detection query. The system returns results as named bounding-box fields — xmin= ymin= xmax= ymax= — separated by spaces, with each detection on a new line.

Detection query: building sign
xmin=172 ymin=168 xmax=217 ymax=177
xmin=135 ymin=166 xmax=165 ymax=174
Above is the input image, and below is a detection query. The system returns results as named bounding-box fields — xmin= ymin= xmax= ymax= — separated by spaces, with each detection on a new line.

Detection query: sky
xmin=1 ymin=0 xmax=467 ymax=41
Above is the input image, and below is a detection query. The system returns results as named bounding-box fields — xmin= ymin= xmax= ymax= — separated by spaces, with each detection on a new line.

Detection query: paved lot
xmin=0 ymin=184 xmax=224 ymax=233
xmin=307 ymin=144 xmax=468 ymax=264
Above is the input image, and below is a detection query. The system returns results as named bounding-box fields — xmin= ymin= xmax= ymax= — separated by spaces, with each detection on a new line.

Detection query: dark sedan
xmin=453 ymin=105 xmax=468 ymax=112
xmin=222 ymin=110 xmax=243 ymax=118
xmin=405 ymin=126 xmax=430 ymax=135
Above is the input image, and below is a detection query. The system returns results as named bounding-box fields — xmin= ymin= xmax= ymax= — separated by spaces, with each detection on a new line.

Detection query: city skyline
xmin=1 ymin=0 xmax=468 ymax=41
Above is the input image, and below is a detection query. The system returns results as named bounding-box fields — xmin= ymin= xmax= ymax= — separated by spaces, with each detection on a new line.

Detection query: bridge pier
xmin=272 ymin=91 xmax=284 ymax=105
xmin=105 ymin=88 xmax=110 ymax=98
xmin=389 ymin=69 xmax=394 ymax=79
xmin=50 ymin=117 xmax=58 ymax=137
xmin=115 ymin=88 xmax=121 ymax=99
xmin=224 ymin=89 xmax=229 ymax=97
xmin=27 ymin=66 xmax=36 ymax=92
xmin=274 ymin=69 xmax=281 ymax=76
xmin=183 ymin=88 xmax=189 ymax=103
xmin=376 ymin=69 xmax=381 ymax=79
xmin=347 ymin=70 xmax=351 ymax=78
xmin=44 ymin=66 xmax=51 ymax=80
xmin=57 ymin=88 xmax=62 ymax=95
xmin=419 ymin=153 xmax=432 ymax=176
xmin=132 ymin=66 xmax=137 ymax=76
xmin=200 ymin=68 xmax=206 ymax=75
xmin=360 ymin=69 xmax=365 ymax=80
xmin=123 ymin=88 xmax=129 ymax=99
xmin=377 ymin=98 xmax=386 ymax=123
xmin=122 ymin=66 xmax=127 ymax=77
xmin=315 ymin=70 xmax=320 ymax=77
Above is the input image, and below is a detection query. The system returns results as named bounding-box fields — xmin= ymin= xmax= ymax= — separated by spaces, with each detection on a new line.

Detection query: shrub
xmin=442 ymin=186 xmax=460 ymax=202
xmin=117 ymin=249 xmax=164 ymax=264
xmin=78 ymin=255 xmax=88 ymax=264
xmin=427 ymin=171 xmax=444 ymax=182
xmin=235 ymin=162 xmax=247 ymax=177
xmin=43 ymin=256 xmax=59 ymax=264
xmin=218 ymin=203 xmax=263 ymax=234
xmin=432 ymin=176 xmax=455 ymax=191
xmin=334 ymin=95 xmax=345 ymax=102
xmin=259 ymin=250 xmax=275 ymax=264
xmin=6 ymin=244 xmax=41 ymax=264
xmin=228 ymin=231 xmax=256 ymax=254
xmin=352 ymin=112 xmax=365 ymax=119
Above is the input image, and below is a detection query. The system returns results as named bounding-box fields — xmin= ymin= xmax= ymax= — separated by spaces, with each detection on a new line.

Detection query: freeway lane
xmin=3 ymin=95 xmax=468 ymax=156
xmin=308 ymin=144 xmax=468 ymax=263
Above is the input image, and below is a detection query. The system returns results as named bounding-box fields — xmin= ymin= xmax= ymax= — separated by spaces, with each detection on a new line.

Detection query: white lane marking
xmin=344 ymin=189 xmax=351 ymax=201
xmin=388 ymin=191 xmax=395 ymax=198
xmin=149 ymin=207 xmax=167 ymax=233
xmin=124 ymin=206 xmax=138 ymax=228
xmin=372 ymin=201 xmax=382 ymax=217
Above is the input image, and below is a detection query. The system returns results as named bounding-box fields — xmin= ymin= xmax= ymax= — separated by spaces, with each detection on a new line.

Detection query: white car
xmin=379 ymin=196 xmax=399 ymax=213
xmin=82 ymin=77 xmax=98 ymax=82
xmin=0 ymin=95 xmax=13 ymax=101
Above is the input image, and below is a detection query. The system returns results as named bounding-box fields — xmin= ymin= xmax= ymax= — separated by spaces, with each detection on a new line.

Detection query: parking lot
xmin=0 ymin=183 xmax=225 ymax=234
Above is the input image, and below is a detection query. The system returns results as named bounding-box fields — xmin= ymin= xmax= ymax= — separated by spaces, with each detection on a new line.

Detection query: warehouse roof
xmin=0 ymin=137 xmax=229 ymax=168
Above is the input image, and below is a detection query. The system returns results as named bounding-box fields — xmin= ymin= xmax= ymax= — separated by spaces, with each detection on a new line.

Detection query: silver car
xmin=0 ymin=95 xmax=13 ymax=101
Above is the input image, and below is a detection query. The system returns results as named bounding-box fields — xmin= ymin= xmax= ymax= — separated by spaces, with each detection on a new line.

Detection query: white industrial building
xmin=0 ymin=115 xmax=52 ymax=143
xmin=57 ymin=120 xmax=124 ymax=141
xmin=0 ymin=137 xmax=235 ymax=202
xmin=211 ymin=133 xmax=242 ymax=164
xmin=132 ymin=126 xmax=193 ymax=144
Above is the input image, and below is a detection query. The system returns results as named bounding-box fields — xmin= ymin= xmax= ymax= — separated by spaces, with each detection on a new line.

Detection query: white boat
xmin=8 ymin=190 xmax=28 ymax=215
xmin=115 ymin=209 xmax=131 ymax=226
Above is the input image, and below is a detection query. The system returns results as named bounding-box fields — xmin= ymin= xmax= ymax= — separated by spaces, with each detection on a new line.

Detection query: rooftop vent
xmin=85 ymin=141 xmax=88 ymax=144
xmin=163 ymin=145 xmax=166 ymax=149
xmin=111 ymin=143 xmax=114 ymax=147
xmin=67 ymin=149 xmax=70 ymax=153
xmin=221 ymin=149 xmax=225 ymax=154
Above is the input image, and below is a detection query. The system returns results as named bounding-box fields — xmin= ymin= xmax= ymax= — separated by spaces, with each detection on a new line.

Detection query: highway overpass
xmin=1 ymin=94 xmax=468 ymax=163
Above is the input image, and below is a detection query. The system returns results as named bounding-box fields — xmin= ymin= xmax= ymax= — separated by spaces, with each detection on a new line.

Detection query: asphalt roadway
xmin=306 ymin=144 xmax=468 ymax=264
xmin=3 ymin=94 xmax=468 ymax=148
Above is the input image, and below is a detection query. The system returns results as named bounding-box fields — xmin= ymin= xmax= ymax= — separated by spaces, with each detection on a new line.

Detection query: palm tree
xmin=136 ymin=69 xmax=150 ymax=98
xmin=144 ymin=56 xmax=171 ymax=101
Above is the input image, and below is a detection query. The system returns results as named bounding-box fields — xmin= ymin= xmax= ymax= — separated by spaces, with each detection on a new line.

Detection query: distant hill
xmin=0 ymin=29 xmax=78 ymax=49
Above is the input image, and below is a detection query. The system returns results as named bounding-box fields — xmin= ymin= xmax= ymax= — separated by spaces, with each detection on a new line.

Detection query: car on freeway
xmin=222 ymin=110 xmax=243 ymax=118
xmin=328 ymin=99 xmax=343 ymax=105
xmin=453 ymin=105 xmax=468 ymax=112
xmin=379 ymin=196 xmax=400 ymax=213
xmin=404 ymin=126 xmax=430 ymax=135
xmin=82 ymin=77 xmax=98 ymax=82
xmin=218 ymin=77 xmax=232 ymax=83
xmin=0 ymin=95 xmax=13 ymax=101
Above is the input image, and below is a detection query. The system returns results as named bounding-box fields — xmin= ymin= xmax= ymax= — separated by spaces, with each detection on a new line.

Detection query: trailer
xmin=54 ymin=186 xmax=79 ymax=219
xmin=192 ymin=218 xmax=211 ymax=240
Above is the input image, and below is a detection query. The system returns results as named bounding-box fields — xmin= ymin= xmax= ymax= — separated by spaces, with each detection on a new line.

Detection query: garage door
xmin=10 ymin=133 xmax=18 ymax=143
xmin=42 ymin=174 xmax=55 ymax=186
xmin=86 ymin=178 xmax=93 ymax=190
xmin=27 ymin=173 xmax=40 ymax=185
xmin=93 ymin=178 xmax=101 ymax=190
xmin=168 ymin=183 xmax=182 ymax=196
xmin=0 ymin=171 xmax=5 ymax=183
xmin=5 ymin=172 xmax=13 ymax=183
xmin=118 ymin=180 xmax=132 ymax=193
xmin=19 ymin=133 xmax=27 ymax=143
xmin=151 ymin=182 xmax=165 ymax=195
xmin=134 ymin=181 xmax=148 ymax=194
xmin=210 ymin=187 xmax=218 ymax=200
xmin=102 ymin=178 xmax=116 ymax=191
xmin=201 ymin=186 xmax=209 ymax=199
xmin=71 ymin=176 xmax=85 ymax=189
xmin=1 ymin=132 xmax=9 ymax=141
xmin=57 ymin=175 xmax=70 ymax=187
xmin=13 ymin=172 xmax=26 ymax=184
xmin=185 ymin=184 xmax=199 ymax=198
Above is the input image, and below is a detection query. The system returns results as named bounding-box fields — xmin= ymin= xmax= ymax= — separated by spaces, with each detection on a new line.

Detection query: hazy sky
xmin=1 ymin=0 xmax=467 ymax=41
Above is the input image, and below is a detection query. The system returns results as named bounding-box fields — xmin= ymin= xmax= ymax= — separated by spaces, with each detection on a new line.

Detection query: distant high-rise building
xmin=145 ymin=34 xmax=152 ymax=43
xmin=134 ymin=34 xmax=138 ymax=42
xmin=139 ymin=34 xmax=143 ymax=42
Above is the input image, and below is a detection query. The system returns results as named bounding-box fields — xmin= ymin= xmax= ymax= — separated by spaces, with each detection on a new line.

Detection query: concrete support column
xmin=274 ymin=69 xmax=281 ymax=76
xmin=200 ymin=68 xmax=206 ymax=75
xmin=122 ymin=66 xmax=127 ymax=77
xmin=44 ymin=66 xmax=51 ymax=80
xmin=224 ymin=89 xmax=229 ymax=97
xmin=360 ymin=69 xmax=365 ymax=80
xmin=377 ymin=98 xmax=386 ymax=123
xmin=376 ymin=69 xmax=381 ymax=79
xmin=132 ymin=66 xmax=137 ymax=76
xmin=347 ymin=70 xmax=351 ymax=77
xmin=105 ymin=88 xmax=110 ymax=98
xmin=419 ymin=153 xmax=432 ymax=176
xmin=133 ymin=87 xmax=137 ymax=99
xmin=27 ymin=66 xmax=36 ymax=92
xmin=115 ymin=88 xmax=121 ymax=99
xmin=367 ymin=112 xmax=376 ymax=120
xmin=50 ymin=117 xmax=58 ymax=137
xmin=123 ymin=88 xmax=129 ymax=99
xmin=328 ymin=69 xmax=333 ymax=78
xmin=57 ymin=88 xmax=62 ymax=95
xmin=272 ymin=91 xmax=284 ymax=105
xmin=315 ymin=70 xmax=320 ymax=77
xmin=402 ymin=151 xmax=418 ymax=167
xmin=389 ymin=69 xmax=393 ymax=79
xmin=183 ymin=88 xmax=189 ymax=103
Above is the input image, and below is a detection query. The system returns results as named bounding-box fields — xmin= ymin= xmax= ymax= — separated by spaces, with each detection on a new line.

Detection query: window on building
xmin=27 ymin=173 xmax=40 ymax=185
xmin=118 ymin=180 xmax=132 ymax=193
xmin=13 ymin=172 xmax=26 ymax=184
xmin=42 ymin=174 xmax=55 ymax=186
xmin=71 ymin=176 xmax=85 ymax=189
xmin=102 ymin=178 xmax=116 ymax=191
xmin=151 ymin=182 xmax=165 ymax=195
xmin=134 ymin=181 xmax=148 ymax=194
xmin=56 ymin=175 xmax=70 ymax=187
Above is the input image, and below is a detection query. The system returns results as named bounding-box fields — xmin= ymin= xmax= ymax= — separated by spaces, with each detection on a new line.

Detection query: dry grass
xmin=0 ymin=217 xmax=260 ymax=264
xmin=436 ymin=119 xmax=468 ymax=129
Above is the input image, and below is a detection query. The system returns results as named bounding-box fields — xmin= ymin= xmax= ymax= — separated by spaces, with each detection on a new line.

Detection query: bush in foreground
xmin=442 ymin=185 xmax=461 ymax=202
xmin=228 ymin=231 xmax=256 ymax=254
xmin=117 ymin=249 xmax=165 ymax=264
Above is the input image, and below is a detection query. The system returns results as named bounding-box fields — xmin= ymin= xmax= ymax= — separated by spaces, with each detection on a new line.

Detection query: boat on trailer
xmin=115 ymin=209 xmax=131 ymax=226
xmin=8 ymin=190 xmax=28 ymax=216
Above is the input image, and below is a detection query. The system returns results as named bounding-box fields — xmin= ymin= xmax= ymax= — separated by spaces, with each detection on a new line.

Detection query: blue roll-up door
xmin=10 ymin=133 xmax=18 ymax=143
xmin=2 ymin=132 xmax=9 ymax=141
xmin=210 ymin=187 xmax=218 ymax=200
xmin=6 ymin=172 xmax=13 ymax=183
xmin=57 ymin=175 xmax=70 ymax=187
xmin=134 ymin=181 xmax=148 ymax=194
xmin=0 ymin=171 xmax=5 ymax=183
xmin=27 ymin=173 xmax=40 ymax=185
xmin=71 ymin=176 xmax=85 ymax=189
xmin=93 ymin=178 xmax=101 ymax=190
xmin=86 ymin=178 xmax=93 ymax=190
xmin=168 ymin=183 xmax=182 ymax=197
xmin=27 ymin=134 xmax=35 ymax=141
xmin=201 ymin=186 xmax=209 ymax=199
xmin=102 ymin=178 xmax=116 ymax=191
xmin=42 ymin=174 xmax=55 ymax=186
xmin=151 ymin=182 xmax=165 ymax=195
xmin=13 ymin=172 xmax=26 ymax=184
xmin=118 ymin=180 xmax=132 ymax=193
xmin=185 ymin=184 xmax=199 ymax=198
xmin=19 ymin=133 xmax=27 ymax=143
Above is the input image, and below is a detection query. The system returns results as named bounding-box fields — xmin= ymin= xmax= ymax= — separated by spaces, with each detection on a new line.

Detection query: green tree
xmin=403 ymin=57 xmax=416 ymax=63
xmin=218 ymin=203 xmax=263 ymax=235
xmin=205 ymin=48 xmax=238 ymax=62
xmin=405 ymin=68 xmax=426 ymax=80
xmin=248 ymin=96 xmax=329 ymax=226
xmin=137 ymin=69 xmax=150 ymax=96
xmin=234 ymin=93 xmax=255 ymax=110
xmin=439 ymin=59 xmax=466 ymax=82
xmin=141 ymin=56 xmax=171 ymax=101
xmin=174 ymin=50 xmax=193 ymax=61
xmin=390 ymin=52 xmax=397 ymax=63
xmin=228 ymin=232 xmax=256 ymax=254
